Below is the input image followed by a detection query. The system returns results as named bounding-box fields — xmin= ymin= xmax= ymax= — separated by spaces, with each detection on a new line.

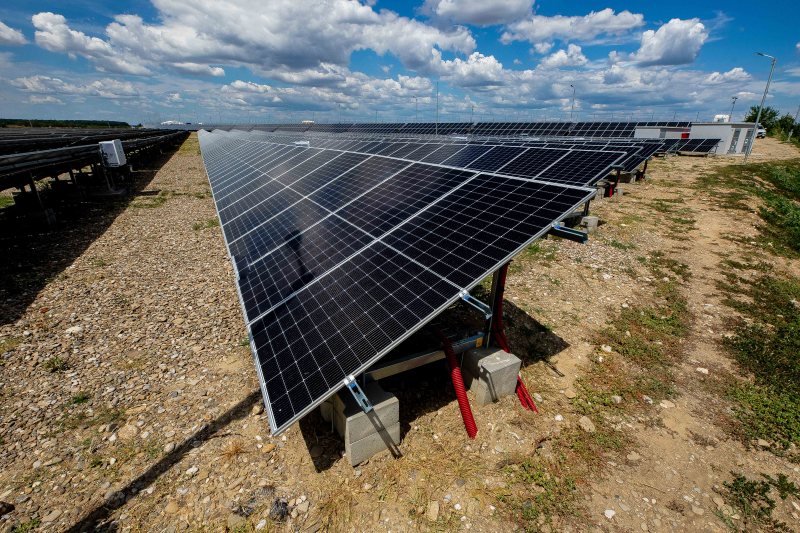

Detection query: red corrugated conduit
xmin=437 ymin=329 xmax=478 ymax=439
xmin=492 ymin=262 xmax=539 ymax=413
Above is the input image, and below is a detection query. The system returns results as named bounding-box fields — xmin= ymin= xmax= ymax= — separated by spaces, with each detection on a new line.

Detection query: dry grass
xmin=220 ymin=439 xmax=248 ymax=460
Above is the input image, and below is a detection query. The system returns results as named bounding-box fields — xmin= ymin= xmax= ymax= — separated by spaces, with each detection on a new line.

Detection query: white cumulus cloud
xmin=31 ymin=2 xmax=476 ymax=78
xmin=501 ymin=8 xmax=644 ymax=45
xmin=437 ymin=52 xmax=505 ymax=87
xmin=704 ymin=67 xmax=750 ymax=84
xmin=0 ymin=19 xmax=27 ymax=45
xmin=12 ymin=75 xmax=139 ymax=99
xmin=629 ymin=18 xmax=708 ymax=66
xmin=32 ymin=12 xmax=150 ymax=75
xmin=172 ymin=62 xmax=225 ymax=77
xmin=28 ymin=95 xmax=64 ymax=104
xmin=538 ymin=44 xmax=587 ymax=69
xmin=421 ymin=0 xmax=534 ymax=26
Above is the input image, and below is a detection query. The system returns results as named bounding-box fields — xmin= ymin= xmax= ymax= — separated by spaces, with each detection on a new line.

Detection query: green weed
xmin=192 ymin=217 xmax=220 ymax=231
xmin=43 ymin=356 xmax=67 ymax=372
xmin=719 ymin=472 xmax=797 ymax=531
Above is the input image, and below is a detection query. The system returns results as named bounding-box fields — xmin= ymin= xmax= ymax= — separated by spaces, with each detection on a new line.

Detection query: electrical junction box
xmin=99 ymin=139 xmax=127 ymax=167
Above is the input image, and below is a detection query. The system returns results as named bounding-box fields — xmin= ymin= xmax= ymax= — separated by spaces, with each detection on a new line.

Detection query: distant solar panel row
xmin=218 ymin=131 xmax=630 ymax=187
xmin=199 ymin=130 xmax=601 ymax=434
xmin=242 ymin=120 xmax=691 ymax=138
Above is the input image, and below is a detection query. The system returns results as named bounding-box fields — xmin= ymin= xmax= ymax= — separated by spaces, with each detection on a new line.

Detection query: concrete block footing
xmin=580 ymin=215 xmax=599 ymax=233
xmin=462 ymin=348 xmax=522 ymax=406
xmin=322 ymin=382 xmax=400 ymax=466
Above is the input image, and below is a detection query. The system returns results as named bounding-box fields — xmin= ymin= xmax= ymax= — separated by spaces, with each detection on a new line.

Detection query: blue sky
xmin=0 ymin=0 xmax=798 ymax=124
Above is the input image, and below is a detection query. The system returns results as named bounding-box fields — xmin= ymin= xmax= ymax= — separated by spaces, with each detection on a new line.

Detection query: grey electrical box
xmin=99 ymin=139 xmax=127 ymax=167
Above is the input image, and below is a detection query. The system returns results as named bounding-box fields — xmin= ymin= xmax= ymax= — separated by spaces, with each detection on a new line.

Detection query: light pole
xmin=569 ymin=84 xmax=576 ymax=121
xmin=569 ymin=83 xmax=575 ymax=122
xmin=435 ymin=81 xmax=439 ymax=136
xmin=745 ymin=52 xmax=777 ymax=163
xmin=729 ymin=96 xmax=738 ymax=121
xmin=787 ymin=103 xmax=800 ymax=142
xmin=414 ymin=96 xmax=418 ymax=122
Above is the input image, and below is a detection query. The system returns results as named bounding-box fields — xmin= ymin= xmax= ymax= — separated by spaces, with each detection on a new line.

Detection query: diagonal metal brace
xmin=459 ymin=289 xmax=492 ymax=320
xmin=548 ymin=224 xmax=588 ymax=244
xmin=343 ymin=375 xmax=373 ymax=413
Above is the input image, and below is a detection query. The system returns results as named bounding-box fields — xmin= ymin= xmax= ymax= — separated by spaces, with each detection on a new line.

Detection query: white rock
xmin=427 ymin=501 xmax=440 ymax=522
xmin=255 ymin=519 xmax=267 ymax=530
xmin=186 ymin=466 xmax=199 ymax=476
xmin=554 ymin=414 xmax=564 ymax=422
xmin=696 ymin=367 xmax=709 ymax=375
xmin=65 ymin=326 xmax=83 ymax=335
xmin=604 ymin=509 xmax=616 ymax=519
xmin=578 ymin=416 xmax=596 ymax=433
xmin=601 ymin=345 xmax=612 ymax=353
xmin=659 ymin=400 xmax=675 ymax=409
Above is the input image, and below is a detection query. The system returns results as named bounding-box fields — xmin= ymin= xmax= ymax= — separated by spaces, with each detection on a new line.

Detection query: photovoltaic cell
xmin=466 ymin=146 xmax=526 ymax=172
xmin=307 ymin=156 xmax=409 ymax=212
xmin=336 ymin=164 xmax=476 ymax=237
xmin=494 ymin=147 xmax=568 ymax=179
xmin=382 ymin=174 xmax=591 ymax=288
xmin=419 ymin=144 xmax=467 ymax=164
xmin=537 ymin=149 xmax=625 ymax=186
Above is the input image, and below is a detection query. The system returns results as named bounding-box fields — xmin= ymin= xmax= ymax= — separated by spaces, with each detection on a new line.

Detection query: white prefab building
xmin=634 ymin=122 xmax=756 ymax=155
xmin=633 ymin=125 xmax=689 ymax=139
xmin=689 ymin=122 xmax=755 ymax=155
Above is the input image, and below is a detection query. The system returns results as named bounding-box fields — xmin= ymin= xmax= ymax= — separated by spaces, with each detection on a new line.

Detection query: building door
xmin=728 ymin=129 xmax=741 ymax=154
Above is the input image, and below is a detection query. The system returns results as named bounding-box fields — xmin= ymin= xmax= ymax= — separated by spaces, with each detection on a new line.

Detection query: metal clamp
xmin=548 ymin=224 xmax=588 ymax=244
xmin=343 ymin=375 xmax=373 ymax=413
xmin=459 ymin=290 xmax=492 ymax=320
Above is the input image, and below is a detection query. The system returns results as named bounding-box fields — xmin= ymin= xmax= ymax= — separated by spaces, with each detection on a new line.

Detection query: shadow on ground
xmin=0 ymin=143 xmax=183 ymax=326
xmin=64 ymin=390 xmax=261 ymax=532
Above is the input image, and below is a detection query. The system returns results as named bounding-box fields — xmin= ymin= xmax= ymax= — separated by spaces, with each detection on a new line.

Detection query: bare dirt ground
xmin=0 ymin=135 xmax=799 ymax=532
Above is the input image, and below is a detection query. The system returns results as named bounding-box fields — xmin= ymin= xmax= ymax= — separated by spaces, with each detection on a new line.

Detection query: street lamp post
xmin=744 ymin=52 xmax=777 ymax=163
xmin=569 ymin=84 xmax=576 ymax=121
xmin=435 ymin=81 xmax=439 ymax=136
xmin=729 ymin=96 xmax=738 ymax=121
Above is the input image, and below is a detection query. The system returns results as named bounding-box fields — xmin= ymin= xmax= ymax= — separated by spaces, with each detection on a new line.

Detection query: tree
xmin=775 ymin=113 xmax=796 ymax=134
xmin=744 ymin=105 xmax=780 ymax=130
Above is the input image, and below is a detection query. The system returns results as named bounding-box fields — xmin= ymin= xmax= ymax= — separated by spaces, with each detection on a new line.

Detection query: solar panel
xmin=199 ymin=130 xmax=597 ymax=434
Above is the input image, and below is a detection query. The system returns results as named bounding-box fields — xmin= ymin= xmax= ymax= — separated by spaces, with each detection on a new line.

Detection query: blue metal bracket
xmin=459 ymin=290 xmax=492 ymax=320
xmin=343 ymin=375 xmax=373 ymax=413
xmin=548 ymin=224 xmax=588 ymax=244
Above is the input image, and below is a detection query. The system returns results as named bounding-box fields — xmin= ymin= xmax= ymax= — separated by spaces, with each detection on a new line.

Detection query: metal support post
xmin=343 ymin=375 xmax=373 ymax=413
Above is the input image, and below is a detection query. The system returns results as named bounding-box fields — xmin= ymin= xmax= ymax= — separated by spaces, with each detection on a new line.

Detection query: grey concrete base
xmin=346 ymin=422 xmax=401 ymax=465
xmin=580 ymin=215 xmax=599 ymax=233
xmin=332 ymin=382 xmax=400 ymax=465
xmin=462 ymin=348 xmax=521 ymax=406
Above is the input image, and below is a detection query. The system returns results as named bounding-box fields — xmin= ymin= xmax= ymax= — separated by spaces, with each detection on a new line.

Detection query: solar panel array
xmin=198 ymin=118 xmax=722 ymax=435
xmin=199 ymin=130 xmax=619 ymax=434
xmin=246 ymin=120 xmax=692 ymax=137
xmin=224 ymin=130 xmax=720 ymax=176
